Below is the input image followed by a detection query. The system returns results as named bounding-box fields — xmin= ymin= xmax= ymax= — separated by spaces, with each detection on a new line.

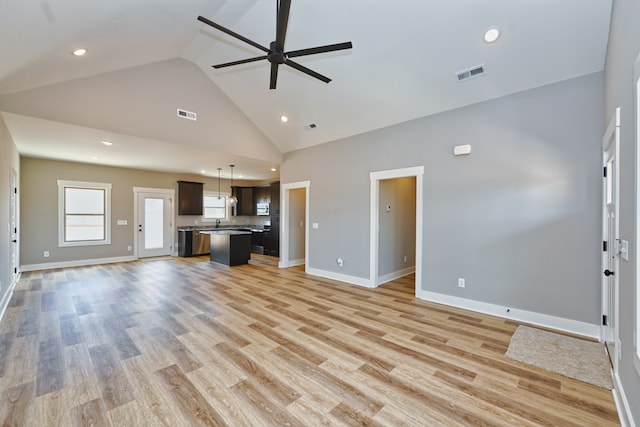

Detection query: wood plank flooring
xmin=0 ymin=255 xmax=619 ymax=426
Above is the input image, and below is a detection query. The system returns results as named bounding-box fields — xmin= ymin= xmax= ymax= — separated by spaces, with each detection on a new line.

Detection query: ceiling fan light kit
xmin=197 ymin=0 xmax=352 ymax=89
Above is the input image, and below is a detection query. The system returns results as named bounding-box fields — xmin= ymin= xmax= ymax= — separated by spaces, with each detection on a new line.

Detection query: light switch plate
xmin=621 ymin=240 xmax=629 ymax=261
xmin=312 ymin=223 xmax=319 ymax=229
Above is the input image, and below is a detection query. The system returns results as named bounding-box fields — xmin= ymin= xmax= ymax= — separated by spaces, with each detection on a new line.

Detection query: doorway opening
xmin=280 ymin=181 xmax=310 ymax=269
xmin=370 ymin=166 xmax=424 ymax=294
xmin=133 ymin=187 xmax=175 ymax=258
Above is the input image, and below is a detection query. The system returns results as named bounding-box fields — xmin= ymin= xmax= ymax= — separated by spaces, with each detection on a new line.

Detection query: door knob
xmin=604 ymin=269 xmax=615 ymax=277
xmin=11 ymin=240 xmax=17 ymax=243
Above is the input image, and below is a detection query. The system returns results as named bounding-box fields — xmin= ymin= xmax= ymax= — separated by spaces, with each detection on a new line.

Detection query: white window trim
xmin=202 ymin=191 xmax=231 ymax=223
xmin=58 ymin=180 xmax=112 ymax=247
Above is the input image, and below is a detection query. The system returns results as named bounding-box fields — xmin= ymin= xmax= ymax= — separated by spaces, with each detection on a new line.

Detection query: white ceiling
xmin=0 ymin=0 xmax=612 ymax=180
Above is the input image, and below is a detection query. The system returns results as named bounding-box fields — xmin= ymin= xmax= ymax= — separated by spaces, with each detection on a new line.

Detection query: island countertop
xmin=199 ymin=230 xmax=251 ymax=266
xmin=199 ymin=230 xmax=251 ymax=236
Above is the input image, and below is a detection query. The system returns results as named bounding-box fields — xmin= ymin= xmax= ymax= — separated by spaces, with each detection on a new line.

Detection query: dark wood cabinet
xmin=270 ymin=181 xmax=280 ymax=215
xmin=253 ymin=185 xmax=270 ymax=204
xmin=177 ymin=181 xmax=203 ymax=215
xmin=264 ymin=181 xmax=280 ymax=257
xmin=264 ymin=216 xmax=279 ymax=256
xmin=231 ymin=183 xmax=279 ymax=217
xmin=232 ymin=186 xmax=254 ymax=216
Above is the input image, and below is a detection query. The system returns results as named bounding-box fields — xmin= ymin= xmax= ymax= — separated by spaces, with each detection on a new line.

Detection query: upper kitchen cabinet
xmin=232 ymin=186 xmax=254 ymax=216
xmin=177 ymin=181 xmax=203 ymax=215
xmin=253 ymin=185 xmax=270 ymax=204
xmin=270 ymin=181 xmax=280 ymax=215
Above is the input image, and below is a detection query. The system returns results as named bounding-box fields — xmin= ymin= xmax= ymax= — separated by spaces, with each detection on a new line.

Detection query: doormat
xmin=505 ymin=325 xmax=613 ymax=389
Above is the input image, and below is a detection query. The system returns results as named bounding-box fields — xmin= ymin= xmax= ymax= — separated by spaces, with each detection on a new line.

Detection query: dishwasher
xmin=178 ymin=230 xmax=210 ymax=257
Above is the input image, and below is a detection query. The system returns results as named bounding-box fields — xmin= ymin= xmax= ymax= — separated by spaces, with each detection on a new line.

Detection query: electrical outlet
xmin=458 ymin=278 xmax=465 ymax=288
xmin=404 ymin=255 xmax=408 ymax=263
xmin=337 ymin=257 xmax=344 ymax=267
xmin=127 ymin=245 xmax=132 ymax=251
xmin=43 ymin=251 xmax=50 ymax=257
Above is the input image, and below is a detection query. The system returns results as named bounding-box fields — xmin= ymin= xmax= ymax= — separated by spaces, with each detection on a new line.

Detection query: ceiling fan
xmin=197 ymin=0 xmax=352 ymax=89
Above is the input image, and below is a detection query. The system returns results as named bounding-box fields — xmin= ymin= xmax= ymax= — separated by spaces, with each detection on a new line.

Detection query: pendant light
xmin=228 ymin=164 xmax=238 ymax=206
xmin=217 ymin=168 xmax=222 ymax=199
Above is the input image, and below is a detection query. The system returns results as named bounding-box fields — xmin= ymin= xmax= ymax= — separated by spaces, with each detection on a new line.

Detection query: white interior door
xmin=10 ymin=168 xmax=18 ymax=284
xmin=602 ymin=107 xmax=620 ymax=371
xmin=136 ymin=190 xmax=173 ymax=258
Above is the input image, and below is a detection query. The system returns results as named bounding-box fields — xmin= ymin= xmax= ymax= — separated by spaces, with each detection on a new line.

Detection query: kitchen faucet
xmin=215 ymin=218 xmax=221 ymax=228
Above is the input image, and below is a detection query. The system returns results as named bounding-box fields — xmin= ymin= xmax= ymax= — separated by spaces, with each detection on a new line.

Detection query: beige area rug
xmin=505 ymin=325 xmax=613 ymax=389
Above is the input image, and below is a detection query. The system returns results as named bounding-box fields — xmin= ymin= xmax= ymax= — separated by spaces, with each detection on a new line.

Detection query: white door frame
xmin=601 ymin=107 xmax=620 ymax=372
xmin=370 ymin=166 xmax=424 ymax=291
xmin=133 ymin=187 xmax=175 ymax=258
xmin=10 ymin=168 xmax=18 ymax=285
xmin=280 ymin=181 xmax=310 ymax=269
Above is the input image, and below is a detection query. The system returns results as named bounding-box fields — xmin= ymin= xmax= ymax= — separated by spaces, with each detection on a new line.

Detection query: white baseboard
xmin=612 ymin=372 xmax=636 ymax=427
xmin=21 ymin=256 xmax=136 ymax=272
xmin=306 ymin=267 xmax=373 ymax=288
xmin=376 ymin=266 xmax=415 ymax=286
xmin=0 ymin=272 xmax=20 ymax=323
xmin=417 ymin=290 xmax=601 ymax=339
xmin=279 ymin=258 xmax=305 ymax=268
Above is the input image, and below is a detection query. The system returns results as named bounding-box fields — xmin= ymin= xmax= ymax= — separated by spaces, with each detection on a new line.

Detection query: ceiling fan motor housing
xmin=268 ymin=41 xmax=286 ymax=64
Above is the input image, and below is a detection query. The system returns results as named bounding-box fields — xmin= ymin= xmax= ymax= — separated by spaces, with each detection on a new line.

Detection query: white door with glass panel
xmin=137 ymin=191 xmax=173 ymax=258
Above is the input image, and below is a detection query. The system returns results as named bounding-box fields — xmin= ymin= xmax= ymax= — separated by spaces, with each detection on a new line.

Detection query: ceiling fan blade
xmin=198 ymin=15 xmax=269 ymax=54
xmin=270 ymin=63 xmax=279 ymax=89
xmin=213 ymin=56 xmax=268 ymax=69
xmin=275 ymin=0 xmax=291 ymax=52
xmin=284 ymin=59 xmax=331 ymax=84
xmin=286 ymin=41 xmax=353 ymax=59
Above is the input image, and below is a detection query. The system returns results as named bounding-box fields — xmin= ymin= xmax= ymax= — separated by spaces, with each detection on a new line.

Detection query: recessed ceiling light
xmin=200 ymin=170 xmax=206 ymax=174
xmin=270 ymin=167 xmax=277 ymax=172
xmin=72 ymin=48 xmax=87 ymax=56
xmin=280 ymin=115 xmax=288 ymax=123
xmin=101 ymin=140 xmax=112 ymax=146
xmin=91 ymin=156 xmax=100 ymax=160
xmin=484 ymin=27 xmax=500 ymax=43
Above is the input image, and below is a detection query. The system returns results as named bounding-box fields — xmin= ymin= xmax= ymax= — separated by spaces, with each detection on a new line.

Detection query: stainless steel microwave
xmin=256 ymin=203 xmax=269 ymax=216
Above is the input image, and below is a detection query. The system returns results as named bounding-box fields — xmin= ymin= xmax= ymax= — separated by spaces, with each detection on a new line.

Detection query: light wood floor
xmin=0 ymin=254 xmax=619 ymax=426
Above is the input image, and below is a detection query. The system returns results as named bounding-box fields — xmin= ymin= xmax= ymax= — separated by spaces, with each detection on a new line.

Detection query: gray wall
xmin=288 ymin=188 xmax=306 ymax=262
xmin=378 ymin=177 xmax=416 ymax=278
xmin=0 ymin=114 xmax=20 ymax=309
xmin=604 ymin=0 xmax=640 ymax=421
xmin=282 ymin=72 xmax=603 ymax=324
xmin=20 ymin=157 xmax=262 ymax=266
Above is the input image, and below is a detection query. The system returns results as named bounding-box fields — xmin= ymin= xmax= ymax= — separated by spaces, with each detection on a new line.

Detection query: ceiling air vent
xmin=304 ymin=123 xmax=317 ymax=131
xmin=456 ymin=64 xmax=485 ymax=82
xmin=177 ymin=108 xmax=197 ymax=121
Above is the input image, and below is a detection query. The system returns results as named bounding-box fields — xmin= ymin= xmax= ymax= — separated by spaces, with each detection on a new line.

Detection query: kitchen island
xmin=200 ymin=230 xmax=251 ymax=266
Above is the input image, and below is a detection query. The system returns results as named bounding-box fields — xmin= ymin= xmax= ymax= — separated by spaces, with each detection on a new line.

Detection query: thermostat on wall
xmin=453 ymin=144 xmax=472 ymax=156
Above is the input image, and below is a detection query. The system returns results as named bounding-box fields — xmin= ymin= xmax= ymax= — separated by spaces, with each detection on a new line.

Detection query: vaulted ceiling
xmin=0 ymin=0 xmax=612 ymax=180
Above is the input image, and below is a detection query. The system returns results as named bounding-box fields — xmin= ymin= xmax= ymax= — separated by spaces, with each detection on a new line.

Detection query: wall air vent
xmin=304 ymin=123 xmax=318 ymax=131
xmin=456 ymin=64 xmax=485 ymax=82
xmin=177 ymin=108 xmax=197 ymax=121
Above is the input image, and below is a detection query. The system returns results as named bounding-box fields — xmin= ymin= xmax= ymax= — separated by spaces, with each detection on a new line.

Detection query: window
xmin=58 ymin=180 xmax=111 ymax=247
xmin=202 ymin=191 xmax=229 ymax=222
